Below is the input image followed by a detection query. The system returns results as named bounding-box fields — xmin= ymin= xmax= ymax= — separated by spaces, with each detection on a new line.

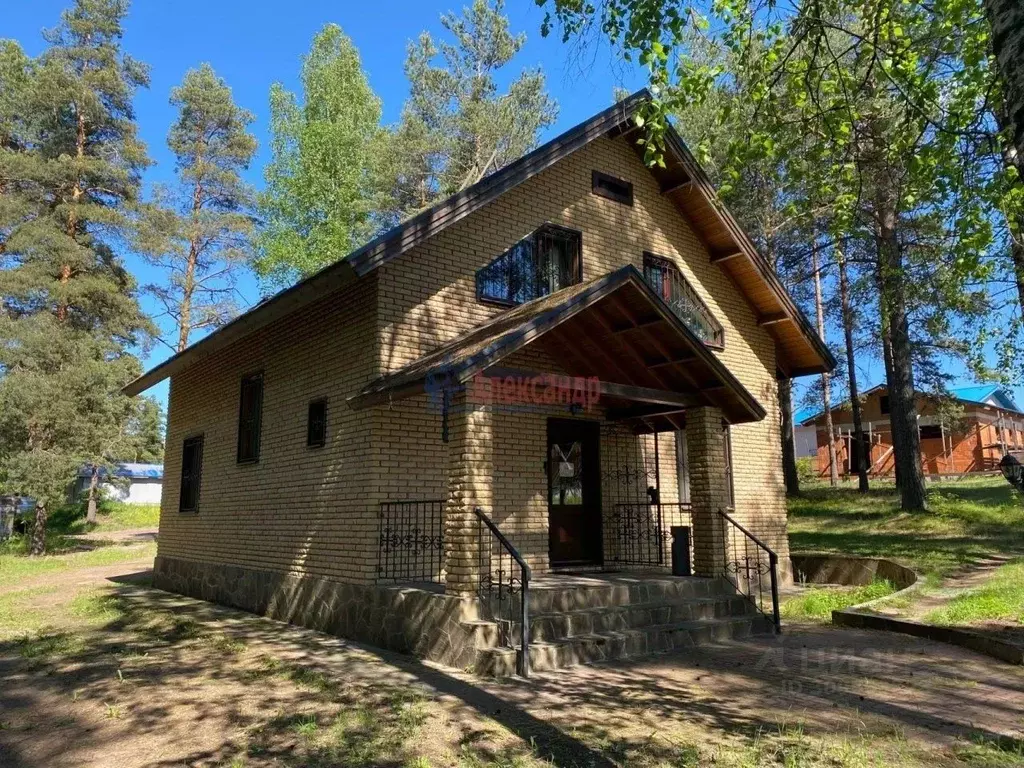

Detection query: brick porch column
xmin=443 ymin=389 xmax=493 ymax=595
xmin=686 ymin=406 xmax=730 ymax=577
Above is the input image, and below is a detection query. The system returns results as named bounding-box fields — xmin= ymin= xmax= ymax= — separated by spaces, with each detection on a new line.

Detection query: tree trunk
xmin=985 ymin=0 xmax=1024 ymax=179
xmin=30 ymin=501 xmax=48 ymax=556
xmin=779 ymin=377 xmax=800 ymax=495
xmin=877 ymin=208 xmax=927 ymax=510
xmin=838 ymin=249 xmax=869 ymax=491
xmin=994 ymin=100 xmax=1024 ymax=313
xmin=86 ymin=466 xmax=100 ymax=525
xmin=812 ymin=245 xmax=839 ymax=486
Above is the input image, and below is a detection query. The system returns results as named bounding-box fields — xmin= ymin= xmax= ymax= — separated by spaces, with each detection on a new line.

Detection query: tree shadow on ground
xmin=4 ymin=569 xmax=1024 ymax=767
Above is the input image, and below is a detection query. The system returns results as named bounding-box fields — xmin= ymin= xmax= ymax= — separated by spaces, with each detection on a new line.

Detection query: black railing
xmin=717 ymin=508 xmax=781 ymax=633
xmin=377 ymin=499 xmax=446 ymax=584
xmin=609 ymin=502 xmax=692 ymax=568
xmin=474 ymin=507 xmax=531 ymax=677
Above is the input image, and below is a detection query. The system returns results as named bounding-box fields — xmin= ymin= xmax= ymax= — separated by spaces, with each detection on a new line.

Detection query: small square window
xmin=179 ymin=435 xmax=204 ymax=513
xmin=592 ymin=170 xmax=633 ymax=205
xmin=307 ymin=399 xmax=327 ymax=448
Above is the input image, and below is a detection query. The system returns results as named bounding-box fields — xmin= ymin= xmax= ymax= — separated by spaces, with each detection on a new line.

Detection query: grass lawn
xmin=926 ymin=559 xmax=1024 ymax=626
xmin=787 ymin=476 xmax=1024 ymax=579
xmin=781 ymin=578 xmax=897 ymax=622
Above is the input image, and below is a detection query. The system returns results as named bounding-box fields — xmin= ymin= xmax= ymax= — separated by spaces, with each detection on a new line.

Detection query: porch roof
xmin=348 ymin=265 xmax=766 ymax=429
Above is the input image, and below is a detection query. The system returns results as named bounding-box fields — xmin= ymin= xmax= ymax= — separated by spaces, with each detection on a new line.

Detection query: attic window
xmin=643 ymin=253 xmax=725 ymax=348
xmin=880 ymin=395 xmax=890 ymax=415
xmin=592 ymin=171 xmax=633 ymax=205
xmin=476 ymin=225 xmax=582 ymax=306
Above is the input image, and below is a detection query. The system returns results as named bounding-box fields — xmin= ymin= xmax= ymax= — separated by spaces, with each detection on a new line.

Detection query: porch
xmin=357 ymin=266 xmax=783 ymax=674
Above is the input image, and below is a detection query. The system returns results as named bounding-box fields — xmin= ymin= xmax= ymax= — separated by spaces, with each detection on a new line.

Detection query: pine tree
xmin=253 ymin=24 xmax=384 ymax=290
xmin=380 ymin=0 xmax=558 ymax=225
xmin=0 ymin=0 xmax=155 ymax=548
xmin=137 ymin=64 xmax=257 ymax=352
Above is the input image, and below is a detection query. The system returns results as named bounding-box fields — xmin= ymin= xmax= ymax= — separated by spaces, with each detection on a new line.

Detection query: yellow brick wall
xmin=159 ymin=130 xmax=790 ymax=588
xmin=375 ymin=134 xmax=787 ymax=564
xmin=159 ymin=276 xmax=381 ymax=584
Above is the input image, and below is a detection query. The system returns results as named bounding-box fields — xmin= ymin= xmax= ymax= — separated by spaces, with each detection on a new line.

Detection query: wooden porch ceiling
xmin=348 ymin=265 xmax=766 ymax=430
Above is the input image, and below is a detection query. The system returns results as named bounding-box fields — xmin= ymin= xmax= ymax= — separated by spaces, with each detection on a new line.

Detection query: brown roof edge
xmin=122 ymin=90 xmax=652 ymax=397
xmin=122 ymin=260 xmax=359 ymax=397
xmin=124 ymin=87 xmax=831 ymax=395
xmin=661 ymin=127 xmax=837 ymax=375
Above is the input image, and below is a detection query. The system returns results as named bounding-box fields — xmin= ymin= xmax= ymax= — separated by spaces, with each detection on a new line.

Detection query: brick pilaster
xmin=686 ymin=406 xmax=730 ymax=577
xmin=444 ymin=390 xmax=492 ymax=595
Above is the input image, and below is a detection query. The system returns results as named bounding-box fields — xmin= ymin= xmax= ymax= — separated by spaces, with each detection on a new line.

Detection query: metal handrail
xmin=716 ymin=508 xmax=781 ymax=633
xmin=473 ymin=507 xmax=532 ymax=677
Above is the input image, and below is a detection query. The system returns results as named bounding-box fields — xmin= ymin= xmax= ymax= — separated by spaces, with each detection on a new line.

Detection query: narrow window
xmin=476 ymin=225 xmax=582 ymax=306
xmin=642 ymin=253 xmax=725 ymax=348
xmin=723 ymin=426 xmax=735 ymax=508
xmin=179 ymin=435 xmax=204 ymax=513
xmin=592 ymin=170 xmax=634 ymax=205
xmin=237 ymin=372 xmax=264 ymax=463
xmin=307 ymin=399 xmax=327 ymax=448
xmin=675 ymin=429 xmax=691 ymax=504
xmin=879 ymin=395 xmax=890 ymax=415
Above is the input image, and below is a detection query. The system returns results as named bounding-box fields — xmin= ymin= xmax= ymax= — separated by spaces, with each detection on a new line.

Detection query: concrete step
xmin=527 ymin=575 xmax=733 ymax=614
xmin=528 ymin=595 xmax=757 ymax=642
xmin=475 ymin=615 xmax=773 ymax=677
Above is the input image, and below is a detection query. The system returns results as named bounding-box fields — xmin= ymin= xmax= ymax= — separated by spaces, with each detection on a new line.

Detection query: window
xmin=723 ymin=425 xmax=735 ymax=507
xmin=675 ymin=429 xmax=690 ymax=503
xmin=880 ymin=395 xmax=890 ymax=415
xmin=179 ymin=435 xmax=204 ymax=513
xmin=592 ymin=170 xmax=633 ymax=205
xmin=476 ymin=225 xmax=582 ymax=306
xmin=919 ymin=424 xmax=943 ymax=440
xmin=642 ymin=253 xmax=725 ymax=348
xmin=307 ymin=399 xmax=327 ymax=448
xmin=237 ymin=372 xmax=264 ymax=463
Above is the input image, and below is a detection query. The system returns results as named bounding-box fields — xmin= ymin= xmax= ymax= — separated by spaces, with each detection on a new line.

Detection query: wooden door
xmin=547 ymin=418 xmax=602 ymax=566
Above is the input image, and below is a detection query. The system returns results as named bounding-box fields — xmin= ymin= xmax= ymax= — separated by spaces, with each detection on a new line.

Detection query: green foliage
xmin=926 ymin=559 xmax=1024 ymax=626
xmin=253 ymin=24 xmax=385 ymax=289
xmin=0 ymin=0 xmax=157 ymax=544
xmin=136 ymin=63 xmax=257 ymax=352
xmin=381 ymin=0 xmax=558 ymax=225
xmin=781 ymin=579 xmax=897 ymax=622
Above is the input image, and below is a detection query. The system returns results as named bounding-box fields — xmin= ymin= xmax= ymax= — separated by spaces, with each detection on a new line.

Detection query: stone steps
xmin=464 ymin=575 xmax=774 ymax=676
xmin=475 ymin=614 xmax=772 ymax=676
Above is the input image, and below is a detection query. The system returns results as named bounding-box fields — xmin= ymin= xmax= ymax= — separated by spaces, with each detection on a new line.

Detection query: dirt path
xmin=2 ymin=563 xmax=1024 ymax=767
xmin=71 ymin=527 xmax=158 ymax=545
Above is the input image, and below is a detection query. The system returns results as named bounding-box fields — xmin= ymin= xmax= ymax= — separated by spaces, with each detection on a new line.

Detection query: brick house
xmin=801 ymin=384 xmax=1024 ymax=479
xmin=125 ymin=92 xmax=833 ymax=675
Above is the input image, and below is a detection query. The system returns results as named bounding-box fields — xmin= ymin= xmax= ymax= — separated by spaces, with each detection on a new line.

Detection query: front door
xmin=547 ymin=418 xmax=602 ymax=567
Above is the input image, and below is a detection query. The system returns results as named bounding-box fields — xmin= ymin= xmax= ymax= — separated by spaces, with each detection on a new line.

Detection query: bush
xmin=796 ymin=457 xmax=817 ymax=485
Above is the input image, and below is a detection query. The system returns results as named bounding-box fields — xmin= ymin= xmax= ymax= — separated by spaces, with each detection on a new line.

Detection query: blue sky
xmin=5 ymin=0 xmax=1016 ymax=413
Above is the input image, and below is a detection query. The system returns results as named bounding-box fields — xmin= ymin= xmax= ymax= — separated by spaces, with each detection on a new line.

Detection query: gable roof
xmin=124 ymin=90 xmax=834 ymax=397
xmin=350 ymin=265 xmax=766 ymax=427
xmin=797 ymin=383 xmax=1024 ymax=425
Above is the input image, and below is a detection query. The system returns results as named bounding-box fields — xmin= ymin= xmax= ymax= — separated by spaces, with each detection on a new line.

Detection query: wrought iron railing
xmin=474 ymin=507 xmax=531 ymax=677
xmin=717 ymin=508 xmax=781 ymax=633
xmin=377 ymin=499 xmax=445 ymax=584
xmin=609 ymin=502 xmax=692 ymax=568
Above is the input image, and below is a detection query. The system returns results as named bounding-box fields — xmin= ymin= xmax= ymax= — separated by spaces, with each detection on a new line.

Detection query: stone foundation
xmin=153 ymin=555 xmax=481 ymax=669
